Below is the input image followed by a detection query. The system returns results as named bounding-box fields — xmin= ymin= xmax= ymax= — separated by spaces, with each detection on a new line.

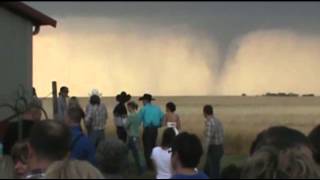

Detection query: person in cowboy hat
xmin=84 ymin=90 xmax=108 ymax=148
xmin=113 ymin=91 xmax=131 ymax=143
xmin=138 ymin=93 xmax=164 ymax=170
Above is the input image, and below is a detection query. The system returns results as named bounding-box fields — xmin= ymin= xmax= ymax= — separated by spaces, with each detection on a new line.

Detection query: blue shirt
xmin=70 ymin=126 xmax=96 ymax=166
xmin=138 ymin=103 xmax=164 ymax=128
xmin=171 ymin=172 xmax=209 ymax=179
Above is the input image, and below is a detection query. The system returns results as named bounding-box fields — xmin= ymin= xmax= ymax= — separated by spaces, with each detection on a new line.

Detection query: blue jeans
xmin=89 ymin=129 xmax=105 ymax=148
xmin=204 ymin=144 xmax=224 ymax=179
xmin=128 ymin=136 xmax=145 ymax=175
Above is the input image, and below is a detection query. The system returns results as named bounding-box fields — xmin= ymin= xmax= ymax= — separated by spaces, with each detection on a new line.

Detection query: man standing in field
xmin=138 ymin=94 xmax=164 ymax=170
xmin=203 ymin=105 xmax=224 ymax=179
xmin=57 ymin=86 xmax=69 ymax=122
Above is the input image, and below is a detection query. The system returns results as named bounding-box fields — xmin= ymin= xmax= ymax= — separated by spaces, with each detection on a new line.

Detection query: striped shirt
xmin=57 ymin=96 xmax=67 ymax=121
xmin=85 ymin=104 xmax=108 ymax=131
xmin=205 ymin=117 xmax=224 ymax=146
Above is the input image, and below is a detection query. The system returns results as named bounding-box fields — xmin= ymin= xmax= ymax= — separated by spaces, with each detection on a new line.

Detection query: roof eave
xmin=1 ymin=2 xmax=57 ymax=28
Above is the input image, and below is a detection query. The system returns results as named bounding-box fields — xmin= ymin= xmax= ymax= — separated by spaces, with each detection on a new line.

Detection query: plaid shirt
xmin=205 ymin=117 xmax=224 ymax=146
xmin=85 ymin=104 xmax=108 ymax=130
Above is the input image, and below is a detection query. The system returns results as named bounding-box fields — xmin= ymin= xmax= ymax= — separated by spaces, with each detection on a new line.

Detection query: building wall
xmin=0 ymin=7 xmax=33 ymax=121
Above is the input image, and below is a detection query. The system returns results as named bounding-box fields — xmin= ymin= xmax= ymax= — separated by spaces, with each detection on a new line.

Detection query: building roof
xmin=0 ymin=2 xmax=57 ymax=27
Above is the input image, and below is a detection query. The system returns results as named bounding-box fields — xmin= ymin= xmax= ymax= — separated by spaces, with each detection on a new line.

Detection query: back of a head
xmin=127 ymin=101 xmax=138 ymax=110
xmin=67 ymin=107 xmax=83 ymax=124
xmin=96 ymin=138 xmax=128 ymax=175
xmin=203 ymin=105 xmax=213 ymax=116
xmin=90 ymin=95 xmax=101 ymax=106
xmin=308 ymin=125 xmax=320 ymax=164
xmin=60 ymin=86 xmax=68 ymax=94
xmin=29 ymin=120 xmax=71 ymax=162
xmin=166 ymin=102 xmax=176 ymax=112
xmin=172 ymin=132 xmax=203 ymax=169
xmin=241 ymin=145 xmax=320 ymax=179
xmin=161 ymin=128 xmax=177 ymax=148
xmin=250 ymin=126 xmax=311 ymax=155
xmin=46 ymin=160 xmax=104 ymax=179
xmin=68 ymin=97 xmax=80 ymax=107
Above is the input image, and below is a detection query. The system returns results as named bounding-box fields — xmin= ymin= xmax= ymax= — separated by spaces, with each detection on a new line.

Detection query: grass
xmin=41 ymin=96 xmax=320 ymax=178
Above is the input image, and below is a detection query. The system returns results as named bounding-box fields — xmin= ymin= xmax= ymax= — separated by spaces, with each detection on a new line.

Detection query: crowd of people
xmin=1 ymin=86 xmax=320 ymax=179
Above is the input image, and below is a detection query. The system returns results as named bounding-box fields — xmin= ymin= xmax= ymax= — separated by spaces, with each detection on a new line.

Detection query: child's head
xmin=127 ymin=101 xmax=139 ymax=113
xmin=166 ymin=102 xmax=176 ymax=113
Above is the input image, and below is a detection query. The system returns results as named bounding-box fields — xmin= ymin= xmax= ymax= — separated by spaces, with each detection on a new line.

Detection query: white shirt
xmin=151 ymin=147 xmax=173 ymax=179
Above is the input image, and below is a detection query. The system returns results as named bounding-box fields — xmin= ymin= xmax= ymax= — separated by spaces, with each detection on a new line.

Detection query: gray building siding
xmin=0 ymin=7 xmax=33 ymax=120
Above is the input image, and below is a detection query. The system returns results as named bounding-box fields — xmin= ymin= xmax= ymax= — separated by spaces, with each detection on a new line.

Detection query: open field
xmin=42 ymin=96 xmax=320 ymax=178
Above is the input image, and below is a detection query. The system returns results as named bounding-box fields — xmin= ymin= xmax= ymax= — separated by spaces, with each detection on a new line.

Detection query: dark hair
xmin=221 ymin=164 xmax=242 ymax=179
xmin=67 ymin=107 xmax=83 ymax=124
xmin=90 ymin=95 xmax=101 ymax=106
xmin=203 ymin=105 xmax=213 ymax=116
xmin=96 ymin=138 xmax=129 ymax=174
xmin=70 ymin=96 xmax=77 ymax=101
xmin=29 ymin=120 xmax=71 ymax=161
xmin=172 ymin=132 xmax=203 ymax=168
xmin=250 ymin=126 xmax=311 ymax=155
xmin=308 ymin=125 xmax=320 ymax=164
xmin=161 ymin=128 xmax=176 ymax=148
xmin=127 ymin=101 xmax=138 ymax=110
xmin=166 ymin=102 xmax=176 ymax=112
xmin=60 ymin=86 xmax=69 ymax=94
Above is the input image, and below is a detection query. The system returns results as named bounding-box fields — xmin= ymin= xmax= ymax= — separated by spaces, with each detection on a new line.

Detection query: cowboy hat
xmin=116 ymin=91 xmax=131 ymax=103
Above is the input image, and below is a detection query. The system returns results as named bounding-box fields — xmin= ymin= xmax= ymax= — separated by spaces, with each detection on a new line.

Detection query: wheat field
xmin=42 ymin=96 xmax=320 ymax=155
xmin=41 ymin=96 xmax=320 ymax=178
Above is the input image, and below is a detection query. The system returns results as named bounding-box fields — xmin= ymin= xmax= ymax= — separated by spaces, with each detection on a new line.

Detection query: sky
xmin=26 ymin=2 xmax=320 ymax=97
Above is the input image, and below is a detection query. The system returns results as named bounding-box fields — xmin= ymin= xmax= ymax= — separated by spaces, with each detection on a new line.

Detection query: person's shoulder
xmin=171 ymin=172 xmax=209 ymax=179
xmin=197 ymin=171 xmax=209 ymax=179
xmin=152 ymin=146 xmax=162 ymax=153
xmin=152 ymin=146 xmax=161 ymax=151
xmin=130 ymin=113 xmax=139 ymax=119
xmin=171 ymin=174 xmax=186 ymax=179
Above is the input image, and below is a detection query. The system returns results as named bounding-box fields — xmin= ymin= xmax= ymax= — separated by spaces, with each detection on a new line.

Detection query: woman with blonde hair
xmin=242 ymin=126 xmax=320 ymax=179
xmin=241 ymin=145 xmax=320 ymax=179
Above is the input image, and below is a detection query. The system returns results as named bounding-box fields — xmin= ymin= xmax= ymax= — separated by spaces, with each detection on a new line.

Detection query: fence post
xmin=52 ymin=81 xmax=58 ymax=120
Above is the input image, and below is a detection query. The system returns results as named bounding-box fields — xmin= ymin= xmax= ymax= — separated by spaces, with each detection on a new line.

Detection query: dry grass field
xmin=42 ymin=96 xmax=320 ymax=178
